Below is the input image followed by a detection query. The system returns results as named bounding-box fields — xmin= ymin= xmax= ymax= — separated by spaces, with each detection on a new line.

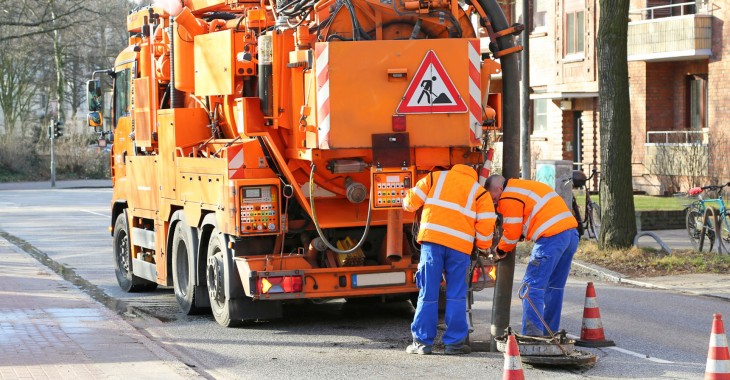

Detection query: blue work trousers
xmin=521 ymin=228 xmax=579 ymax=336
xmin=411 ymin=241 xmax=471 ymax=346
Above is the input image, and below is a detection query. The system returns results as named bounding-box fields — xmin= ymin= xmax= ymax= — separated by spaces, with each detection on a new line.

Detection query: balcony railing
xmin=646 ymin=130 xmax=708 ymax=145
xmin=627 ymin=2 xmax=712 ymax=62
xmin=629 ymin=1 xmax=700 ymax=21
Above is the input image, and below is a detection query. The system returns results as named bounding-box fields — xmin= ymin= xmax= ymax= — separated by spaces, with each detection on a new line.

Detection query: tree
xmin=596 ymin=0 xmax=636 ymax=248
xmin=0 ymin=41 xmax=41 ymax=135
xmin=0 ymin=0 xmax=131 ymax=135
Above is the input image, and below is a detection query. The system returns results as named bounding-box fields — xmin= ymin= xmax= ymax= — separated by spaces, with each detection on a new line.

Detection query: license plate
xmin=351 ymin=272 xmax=406 ymax=288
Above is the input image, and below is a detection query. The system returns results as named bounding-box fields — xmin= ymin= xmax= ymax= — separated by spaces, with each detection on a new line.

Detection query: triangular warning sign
xmin=396 ymin=50 xmax=467 ymax=114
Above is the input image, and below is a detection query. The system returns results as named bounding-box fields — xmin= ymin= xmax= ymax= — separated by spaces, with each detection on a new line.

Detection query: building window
xmin=534 ymin=99 xmax=548 ymax=133
xmin=565 ymin=11 xmax=585 ymax=56
xmin=532 ymin=0 xmax=547 ymax=33
xmin=688 ymin=74 xmax=707 ymax=131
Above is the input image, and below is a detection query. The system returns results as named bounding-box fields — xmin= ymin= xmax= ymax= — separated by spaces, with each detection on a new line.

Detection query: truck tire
xmin=113 ymin=212 xmax=157 ymax=292
xmin=206 ymin=229 xmax=242 ymax=327
xmin=172 ymin=220 xmax=205 ymax=315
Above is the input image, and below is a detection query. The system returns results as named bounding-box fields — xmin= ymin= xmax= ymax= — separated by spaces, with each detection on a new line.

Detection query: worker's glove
xmin=476 ymin=248 xmax=488 ymax=257
xmin=493 ymin=248 xmax=509 ymax=263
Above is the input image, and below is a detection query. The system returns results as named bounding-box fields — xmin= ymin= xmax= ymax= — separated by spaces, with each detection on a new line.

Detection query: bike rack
xmin=633 ymin=231 xmax=671 ymax=254
xmin=698 ymin=207 xmax=719 ymax=253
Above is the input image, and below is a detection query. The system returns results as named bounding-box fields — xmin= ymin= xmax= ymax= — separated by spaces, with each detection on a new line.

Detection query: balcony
xmin=627 ymin=2 xmax=712 ymax=62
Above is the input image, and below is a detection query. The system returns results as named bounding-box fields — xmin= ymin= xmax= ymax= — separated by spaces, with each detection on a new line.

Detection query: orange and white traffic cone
xmin=705 ymin=313 xmax=730 ymax=380
xmin=575 ymin=282 xmax=615 ymax=347
xmin=503 ymin=333 xmax=525 ymax=380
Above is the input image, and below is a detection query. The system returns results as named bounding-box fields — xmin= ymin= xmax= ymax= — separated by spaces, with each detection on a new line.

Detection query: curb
xmin=571 ymin=260 xmax=671 ymax=290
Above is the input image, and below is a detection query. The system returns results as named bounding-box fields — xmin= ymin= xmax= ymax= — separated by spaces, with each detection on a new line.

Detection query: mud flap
xmin=229 ymin=297 xmax=283 ymax=321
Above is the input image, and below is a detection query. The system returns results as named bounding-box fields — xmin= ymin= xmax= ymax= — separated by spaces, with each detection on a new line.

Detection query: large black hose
xmin=475 ymin=0 xmax=520 ymax=352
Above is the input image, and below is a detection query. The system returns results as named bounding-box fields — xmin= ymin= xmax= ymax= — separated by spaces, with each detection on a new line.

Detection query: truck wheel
xmin=172 ymin=220 xmax=204 ymax=315
xmin=113 ymin=212 xmax=157 ymax=292
xmin=206 ymin=229 xmax=242 ymax=327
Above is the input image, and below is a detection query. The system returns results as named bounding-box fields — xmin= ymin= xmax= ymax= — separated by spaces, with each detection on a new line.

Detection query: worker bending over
xmin=402 ymin=164 xmax=496 ymax=355
xmin=485 ymin=175 xmax=579 ymax=336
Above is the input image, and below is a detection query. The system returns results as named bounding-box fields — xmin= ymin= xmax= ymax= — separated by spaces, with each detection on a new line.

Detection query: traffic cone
xmin=705 ymin=313 xmax=730 ymax=380
xmin=502 ymin=333 xmax=525 ymax=380
xmin=575 ymin=282 xmax=615 ymax=347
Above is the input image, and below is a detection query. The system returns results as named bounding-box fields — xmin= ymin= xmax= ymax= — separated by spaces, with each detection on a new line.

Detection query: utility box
xmin=535 ymin=160 xmax=574 ymax=208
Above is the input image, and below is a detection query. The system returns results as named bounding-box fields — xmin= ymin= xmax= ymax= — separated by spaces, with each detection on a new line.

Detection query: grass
xmin=574 ymin=193 xmax=688 ymax=211
xmin=572 ymin=240 xmax=730 ymax=277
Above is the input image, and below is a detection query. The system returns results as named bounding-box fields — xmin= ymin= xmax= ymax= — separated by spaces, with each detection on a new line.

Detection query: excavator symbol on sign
xmin=417 ymin=76 xmax=453 ymax=105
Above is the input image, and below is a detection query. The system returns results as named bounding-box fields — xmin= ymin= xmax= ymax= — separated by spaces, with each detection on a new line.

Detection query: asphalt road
xmin=0 ymin=186 xmax=726 ymax=379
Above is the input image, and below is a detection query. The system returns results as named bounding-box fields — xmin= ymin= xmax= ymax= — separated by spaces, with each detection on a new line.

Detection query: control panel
xmin=240 ymin=185 xmax=279 ymax=234
xmin=371 ymin=167 xmax=414 ymax=209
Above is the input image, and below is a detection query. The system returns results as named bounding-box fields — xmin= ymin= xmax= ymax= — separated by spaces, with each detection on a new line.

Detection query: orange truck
xmin=87 ymin=0 xmax=519 ymax=327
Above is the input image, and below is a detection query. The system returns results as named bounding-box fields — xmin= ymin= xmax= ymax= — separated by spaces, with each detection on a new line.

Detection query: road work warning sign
xmin=396 ymin=50 xmax=468 ymax=114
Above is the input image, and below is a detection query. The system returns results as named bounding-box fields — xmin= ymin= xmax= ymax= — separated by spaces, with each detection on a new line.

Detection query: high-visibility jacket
xmin=403 ymin=164 xmax=496 ymax=254
xmin=496 ymin=178 xmax=578 ymax=252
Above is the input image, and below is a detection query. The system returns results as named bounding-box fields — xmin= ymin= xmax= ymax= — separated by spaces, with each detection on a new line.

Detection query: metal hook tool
xmin=518 ymin=282 xmax=568 ymax=356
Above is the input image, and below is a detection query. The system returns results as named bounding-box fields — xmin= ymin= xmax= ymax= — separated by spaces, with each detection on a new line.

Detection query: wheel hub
xmin=119 ymin=235 xmax=130 ymax=272
xmin=207 ymin=255 xmax=224 ymax=303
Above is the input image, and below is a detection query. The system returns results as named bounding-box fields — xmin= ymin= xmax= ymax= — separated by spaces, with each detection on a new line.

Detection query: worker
xmin=484 ymin=175 xmax=579 ymax=337
xmin=403 ymin=164 xmax=496 ymax=355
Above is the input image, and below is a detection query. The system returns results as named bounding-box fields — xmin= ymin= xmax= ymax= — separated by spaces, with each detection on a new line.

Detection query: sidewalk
xmin=0 ymin=180 xmax=111 ymax=191
xmin=0 ymin=238 xmax=201 ymax=379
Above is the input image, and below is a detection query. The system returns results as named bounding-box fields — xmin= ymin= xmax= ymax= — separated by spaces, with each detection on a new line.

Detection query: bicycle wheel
xmin=686 ymin=206 xmax=715 ymax=251
xmin=586 ymin=202 xmax=601 ymax=240
xmin=571 ymin=197 xmax=585 ymax=238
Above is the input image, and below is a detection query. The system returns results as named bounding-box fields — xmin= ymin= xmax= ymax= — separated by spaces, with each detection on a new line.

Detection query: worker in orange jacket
xmin=403 ymin=164 xmax=496 ymax=355
xmin=485 ymin=175 xmax=579 ymax=336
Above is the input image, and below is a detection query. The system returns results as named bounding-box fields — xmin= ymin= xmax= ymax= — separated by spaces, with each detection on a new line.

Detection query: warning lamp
xmin=257 ymin=275 xmax=303 ymax=294
xmin=471 ymin=265 xmax=497 ymax=291
xmin=392 ymin=115 xmax=406 ymax=132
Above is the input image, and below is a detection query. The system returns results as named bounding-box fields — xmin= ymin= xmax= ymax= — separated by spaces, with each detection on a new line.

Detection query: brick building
xmin=513 ymin=0 xmax=729 ymax=195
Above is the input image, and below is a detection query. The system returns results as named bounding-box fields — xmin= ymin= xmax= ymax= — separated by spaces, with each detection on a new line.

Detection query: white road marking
xmin=80 ymin=209 xmax=109 ymax=218
xmin=607 ymin=347 xmax=674 ymax=364
xmin=566 ymin=334 xmax=674 ymax=364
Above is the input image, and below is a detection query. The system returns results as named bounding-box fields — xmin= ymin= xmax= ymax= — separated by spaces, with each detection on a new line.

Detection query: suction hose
xmin=474 ymin=0 xmax=520 ymax=353
xmin=309 ymin=163 xmax=372 ymax=254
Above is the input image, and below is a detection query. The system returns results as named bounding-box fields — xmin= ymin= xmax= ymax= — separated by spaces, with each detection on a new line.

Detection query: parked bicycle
xmin=685 ymin=182 xmax=730 ymax=253
xmin=563 ymin=168 xmax=601 ymax=241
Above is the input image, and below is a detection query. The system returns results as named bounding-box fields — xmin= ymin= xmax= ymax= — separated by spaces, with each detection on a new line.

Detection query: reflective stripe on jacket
xmin=496 ymin=178 xmax=578 ymax=252
xmin=403 ymin=164 xmax=496 ymax=254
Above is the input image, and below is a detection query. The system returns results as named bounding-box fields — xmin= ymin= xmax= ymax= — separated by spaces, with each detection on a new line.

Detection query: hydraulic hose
xmin=309 ymin=163 xmax=372 ymax=254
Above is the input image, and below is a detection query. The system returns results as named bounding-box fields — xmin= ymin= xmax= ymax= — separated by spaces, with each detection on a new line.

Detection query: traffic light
xmin=53 ymin=121 xmax=64 ymax=138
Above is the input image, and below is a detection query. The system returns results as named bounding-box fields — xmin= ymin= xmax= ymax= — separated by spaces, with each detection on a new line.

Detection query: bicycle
xmin=563 ymin=168 xmax=601 ymax=241
xmin=685 ymin=182 xmax=730 ymax=253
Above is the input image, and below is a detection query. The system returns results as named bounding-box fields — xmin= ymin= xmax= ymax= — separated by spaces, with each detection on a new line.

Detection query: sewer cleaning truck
xmin=87 ymin=0 xmax=520 ymax=326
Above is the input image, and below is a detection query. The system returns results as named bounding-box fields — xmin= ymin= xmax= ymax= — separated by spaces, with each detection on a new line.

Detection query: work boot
xmin=444 ymin=344 xmax=472 ymax=355
xmin=405 ymin=341 xmax=432 ymax=355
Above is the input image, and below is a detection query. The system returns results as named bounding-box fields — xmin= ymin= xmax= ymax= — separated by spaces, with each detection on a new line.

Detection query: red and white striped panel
xmin=227 ymin=144 xmax=245 ymax=179
xmin=468 ymin=40 xmax=482 ymax=143
xmin=315 ymin=43 xmax=331 ymax=149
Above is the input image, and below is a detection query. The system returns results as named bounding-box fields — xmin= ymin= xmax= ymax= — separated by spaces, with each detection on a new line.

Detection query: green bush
xmin=0 ymin=135 xmax=46 ymax=181
xmin=0 ymin=133 xmax=109 ymax=182
xmin=54 ymin=135 xmax=110 ymax=179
